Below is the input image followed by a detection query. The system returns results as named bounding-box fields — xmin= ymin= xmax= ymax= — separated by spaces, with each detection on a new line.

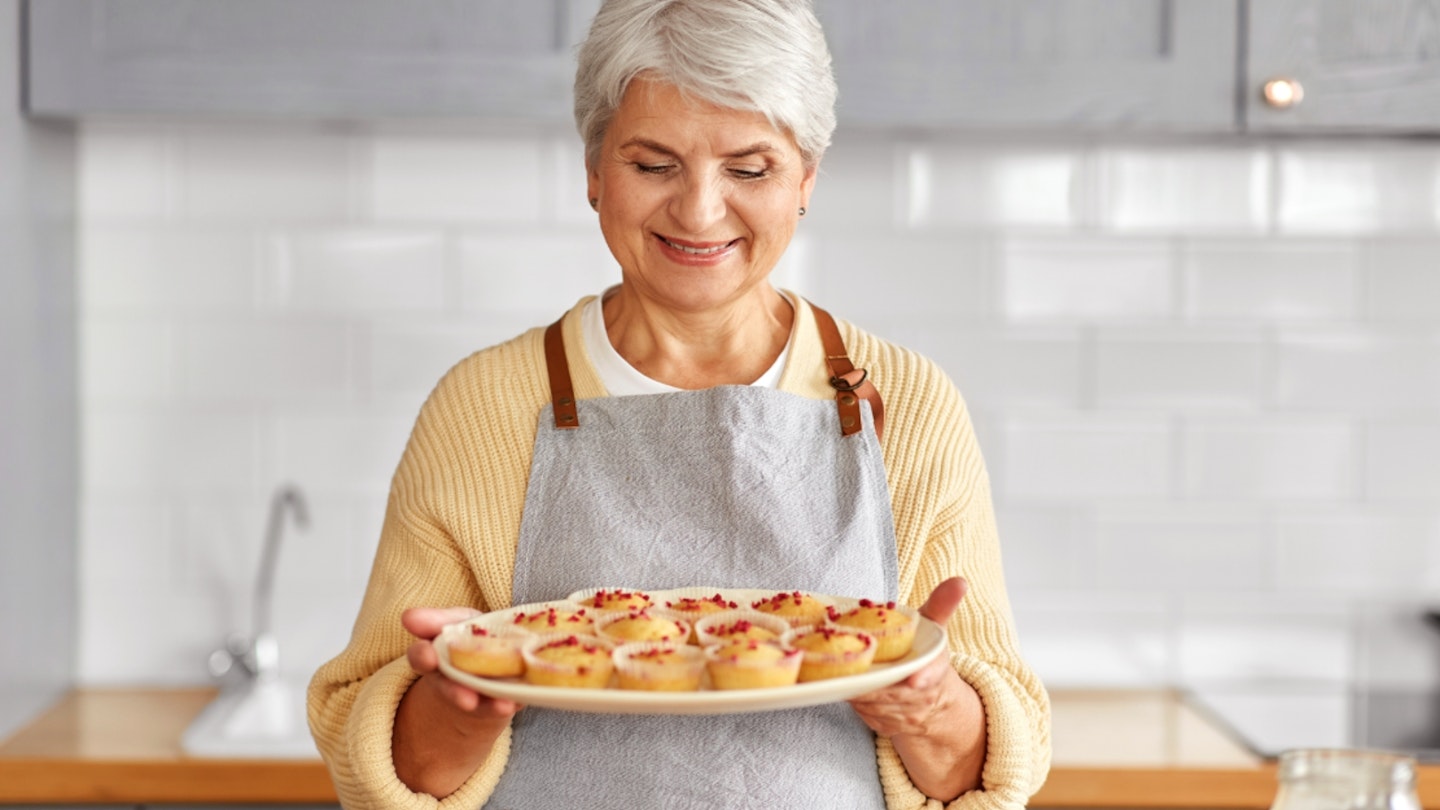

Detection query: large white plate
xmin=434 ymin=588 xmax=947 ymax=715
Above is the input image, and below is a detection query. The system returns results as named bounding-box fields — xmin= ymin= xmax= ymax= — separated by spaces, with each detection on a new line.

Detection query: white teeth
xmin=663 ymin=238 xmax=730 ymax=255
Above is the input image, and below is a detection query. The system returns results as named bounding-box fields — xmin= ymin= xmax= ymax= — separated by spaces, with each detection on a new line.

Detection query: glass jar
xmin=1270 ymin=749 xmax=1420 ymax=810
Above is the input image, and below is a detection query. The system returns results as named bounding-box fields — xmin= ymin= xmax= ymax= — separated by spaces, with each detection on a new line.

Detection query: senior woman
xmin=308 ymin=1 xmax=1049 ymax=807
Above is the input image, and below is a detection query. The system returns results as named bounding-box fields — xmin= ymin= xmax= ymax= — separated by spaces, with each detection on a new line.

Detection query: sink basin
xmin=181 ymin=678 xmax=319 ymax=759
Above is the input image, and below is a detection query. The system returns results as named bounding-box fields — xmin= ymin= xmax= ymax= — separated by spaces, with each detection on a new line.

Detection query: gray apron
xmin=483 ymin=308 xmax=899 ymax=810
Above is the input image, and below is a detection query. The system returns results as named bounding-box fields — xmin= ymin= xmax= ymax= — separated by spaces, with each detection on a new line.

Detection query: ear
xmin=800 ymin=162 xmax=819 ymax=212
xmin=586 ymin=159 xmax=601 ymax=206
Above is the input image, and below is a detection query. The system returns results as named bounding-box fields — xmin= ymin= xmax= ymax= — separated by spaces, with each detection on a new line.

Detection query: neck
xmin=602 ymin=286 xmax=794 ymax=389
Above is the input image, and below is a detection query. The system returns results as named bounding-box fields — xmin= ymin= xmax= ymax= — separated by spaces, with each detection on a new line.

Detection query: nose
xmin=670 ymin=171 xmax=726 ymax=234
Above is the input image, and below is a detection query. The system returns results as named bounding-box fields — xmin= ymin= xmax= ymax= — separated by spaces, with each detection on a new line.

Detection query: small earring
xmin=798 ymin=206 xmax=807 ymax=217
xmin=589 ymin=198 xmax=599 ymax=211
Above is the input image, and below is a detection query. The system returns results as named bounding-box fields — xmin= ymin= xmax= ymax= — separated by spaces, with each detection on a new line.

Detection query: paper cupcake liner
xmin=824 ymin=599 xmax=920 ymax=663
xmin=595 ymin=607 xmax=692 ymax=645
xmin=693 ymin=609 xmax=793 ymax=647
xmin=789 ymin=625 xmax=878 ymax=682
xmin=566 ymin=586 xmax=656 ymax=618
xmin=520 ymin=633 xmax=616 ymax=689
xmin=443 ymin=621 xmax=529 ymax=679
xmin=744 ymin=590 xmax=836 ymax=629
xmin=703 ymin=639 xmax=803 ymax=690
xmin=612 ymin=641 xmax=705 ymax=691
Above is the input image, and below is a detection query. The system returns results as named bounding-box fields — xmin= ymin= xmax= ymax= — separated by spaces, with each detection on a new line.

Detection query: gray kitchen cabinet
xmin=1245 ymin=0 xmax=1440 ymax=132
xmin=814 ymin=0 xmax=1240 ymax=132
xmin=25 ymin=0 xmax=599 ymax=120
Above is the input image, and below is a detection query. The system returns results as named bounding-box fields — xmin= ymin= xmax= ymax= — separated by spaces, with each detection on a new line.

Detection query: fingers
xmin=402 ymin=606 xmax=482 ymax=640
xmin=918 ymin=577 xmax=967 ymax=625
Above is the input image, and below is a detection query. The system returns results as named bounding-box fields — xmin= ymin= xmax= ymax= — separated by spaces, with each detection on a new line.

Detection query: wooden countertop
xmin=0 ymin=687 xmax=1435 ymax=807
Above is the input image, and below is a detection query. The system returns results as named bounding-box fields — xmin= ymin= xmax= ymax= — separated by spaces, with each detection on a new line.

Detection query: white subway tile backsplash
xmin=908 ymin=145 xmax=1082 ymax=229
xmin=1181 ymin=418 xmax=1355 ymax=500
xmin=1000 ymin=237 xmax=1174 ymax=321
xmin=1178 ymin=596 xmax=1352 ymax=683
xmin=80 ymin=496 xmax=173 ymax=587
xmin=1366 ymin=240 xmax=1440 ymax=321
xmin=1366 ymin=423 xmax=1440 ymax=502
xmin=886 ymin=324 xmax=1083 ymax=410
xmin=1012 ymin=591 xmax=1173 ymax=687
xmin=177 ymin=129 xmax=354 ymax=223
xmin=83 ymin=409 xmax=260 ymax=494
xmin=810 ymin=234 xmax=988 ymax=317
xmin=79 ymin=228 xmax=260 ymax=313
xmin=1183 ymin=239 xmax=1360 ymax=321
xmin=1274 ymin=508 xmax=1436 ymax=595
xmin=269 ymin=412 xmax=414 ymax=495
xmin=78 ymin=582 xmax=227 ymax=685
xmin=1100 ymin=148 xmax=1269 ymax=233
xmin=995 ymin=505 xmax=1095 ymax=589
xmin=262 ymin=230 xmax=447 ymax=314
xmin=177 ymin=319 xmax=353 ymax=403
xmin=1000 ymin=414 xmax=1172 ymax=499
xmin=548 ymin=134 xmax=598 ymax=226
xmin=1096 ymin=327 xmax=1265 ymax=410
xmin=458 ymin=229 xmax=618 ymax=315
xmin=1093 ymin=504 xmax=1271 ymax=590
xmin=81 ymin=318 xmax=172 ymax=402
xmin=1276 ymin=330 xmax=1440 ymax=413
xmin=369 ymin=135 xmax=544 ymax=223
xmin=1276 ymin=145 xmax=1440 ymax=234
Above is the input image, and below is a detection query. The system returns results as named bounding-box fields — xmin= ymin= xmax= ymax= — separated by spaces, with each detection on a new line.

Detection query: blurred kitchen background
xmin=5 ymin=0 xmax=1440 ymax=764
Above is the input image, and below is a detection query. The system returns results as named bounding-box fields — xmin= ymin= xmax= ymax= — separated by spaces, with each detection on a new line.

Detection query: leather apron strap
xmin=542 ymin=300 xmax=884 ymax=441
xmin=808 ymin=301 xmax=885 ymax=442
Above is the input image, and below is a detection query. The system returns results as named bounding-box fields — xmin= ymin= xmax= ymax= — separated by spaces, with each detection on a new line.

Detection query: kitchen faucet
xmin=207 ymin=484 xmax=310 ymax=684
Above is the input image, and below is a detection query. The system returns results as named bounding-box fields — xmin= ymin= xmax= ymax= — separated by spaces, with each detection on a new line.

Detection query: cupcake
xmin=509 ymin=602 xmax=596 ymax=635
xmin=826 ymin=599 xmax=919 ymax=663
xmin=569 ymin=587 xmax=653 ymax=616
xmin=693 ymin=610 xmax=790 ymax=647
xmin=749 ymin=590 xmax=832 ymax=629
xmin=704 ymin=639 xmax=803 ymax=690
xmin=446 ymin=623 xmax=527 ymax=678
xmin=789 ymin=625 xmax=878 ymax=682
xmin=612 ymin=642 xmax=705 ymax=692
xmin=521 ymin=634 xmax=615 ymax=688
xmin=597 ymin=608 xmax=691 ymax=645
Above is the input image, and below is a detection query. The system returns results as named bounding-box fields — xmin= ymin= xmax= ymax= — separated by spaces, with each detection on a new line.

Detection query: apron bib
xmin=484 ymin=312 xmax=898 ymax=810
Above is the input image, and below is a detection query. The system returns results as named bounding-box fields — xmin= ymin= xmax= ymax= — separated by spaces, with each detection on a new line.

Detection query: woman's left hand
xmin=847 ymin=577 xmax=986 ymax=801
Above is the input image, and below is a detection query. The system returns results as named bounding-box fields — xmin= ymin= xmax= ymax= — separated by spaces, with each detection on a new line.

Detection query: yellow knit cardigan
xmin=307 ymin=296 xmax=1051 ymax=809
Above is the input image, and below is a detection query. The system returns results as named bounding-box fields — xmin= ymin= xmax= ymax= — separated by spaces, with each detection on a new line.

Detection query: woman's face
xmin=587 ymin=77 xmax=816 ymax=315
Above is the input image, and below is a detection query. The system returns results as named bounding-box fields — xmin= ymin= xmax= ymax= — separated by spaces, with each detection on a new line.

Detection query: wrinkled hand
xmin=847 ymin=577 xmax=968 ymax=738
xmin=402 ymin=606 xmax=523 ymax=718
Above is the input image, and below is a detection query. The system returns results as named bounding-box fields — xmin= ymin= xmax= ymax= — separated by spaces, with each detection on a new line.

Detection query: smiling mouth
xmin=659 ymin=236 xmax=737 ymax=255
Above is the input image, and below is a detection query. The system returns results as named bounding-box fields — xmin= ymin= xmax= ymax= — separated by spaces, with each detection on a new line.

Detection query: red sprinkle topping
xmin=469 ymin=626 xmax=490 ymax=636
xmin=666 ymin=593 xmax=738 ymax=611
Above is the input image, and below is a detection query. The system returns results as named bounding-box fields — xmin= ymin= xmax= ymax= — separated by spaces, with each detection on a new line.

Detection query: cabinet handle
xmin=1261 ymin=78 xmax=1304 ymax=109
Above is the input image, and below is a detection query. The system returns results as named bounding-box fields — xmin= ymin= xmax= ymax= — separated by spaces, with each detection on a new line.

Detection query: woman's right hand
xmin=393 ymin=606 xmax=522 ymax=798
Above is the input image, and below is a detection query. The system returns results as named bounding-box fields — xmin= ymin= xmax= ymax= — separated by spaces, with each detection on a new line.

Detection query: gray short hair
xmin=574 ymin=0 xmax=837 ymax=169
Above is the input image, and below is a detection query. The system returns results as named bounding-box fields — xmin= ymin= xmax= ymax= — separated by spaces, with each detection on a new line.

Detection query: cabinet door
xmin=816 ymin=0 xmax=1239 ymax=132
xmin=25 ymin=0 xmax=599 ymax=120
xmin=1246 ymin=0 xmax=1440 ymax=132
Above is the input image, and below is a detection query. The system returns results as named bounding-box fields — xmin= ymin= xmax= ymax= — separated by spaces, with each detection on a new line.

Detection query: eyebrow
xmin=620 ymin=138 xmax=779 ymax=159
